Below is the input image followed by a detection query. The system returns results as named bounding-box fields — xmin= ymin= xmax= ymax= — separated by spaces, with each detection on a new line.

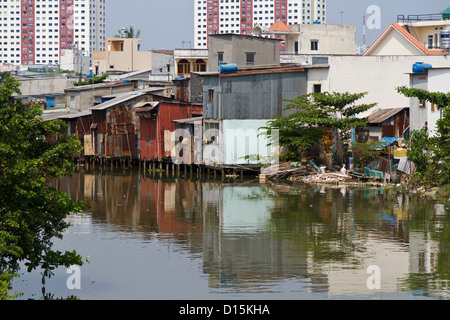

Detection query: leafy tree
xmin=74 ymin=73 xmax=109 ymax=86
xmin=352 ymin=140 xmax=385 ymax=169
xmin=262 ymin=92 xmax=377 ymax=163
xmin=397 ymin=86 xmax=450 ymax=183
xmin=0 ymin=75 xmax=86 ymax=299
xmin=261 ymin=94 xmax=326 ymax=160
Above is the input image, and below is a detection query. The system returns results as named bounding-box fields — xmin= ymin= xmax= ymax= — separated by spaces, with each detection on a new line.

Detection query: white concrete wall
xmin=368 ymin=29 xmax=423 ymax=56
xmin=426 ymin=68 xmax=449 ymax=136
xmin=18 ymin=77 xmax=72 ymax=96
xmin=325 ymin=55 xmax=450 ymax=116
xmin=287 ymin=24 xmax=356 ymax=55
xmin=222 ymin=119 xmax=275 ymax=165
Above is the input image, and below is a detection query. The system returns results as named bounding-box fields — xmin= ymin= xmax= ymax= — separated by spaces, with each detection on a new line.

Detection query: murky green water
xmin=12 ymin=168 xmax=450 ymax=300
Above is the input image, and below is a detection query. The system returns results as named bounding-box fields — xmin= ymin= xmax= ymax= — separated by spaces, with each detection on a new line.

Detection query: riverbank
xmin=267 ymin=162 xmax=450 ymax=202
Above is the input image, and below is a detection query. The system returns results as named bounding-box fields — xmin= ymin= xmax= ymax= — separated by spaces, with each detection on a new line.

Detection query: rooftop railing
xmin=397 ymin=13 xmax=450 ymax=23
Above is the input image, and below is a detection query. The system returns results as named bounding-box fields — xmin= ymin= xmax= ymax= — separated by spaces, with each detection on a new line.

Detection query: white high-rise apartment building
xmin=0 ymin=0 xmax=106 ymax=66
xmin=194 ymin=0 xmax=327 ymax=48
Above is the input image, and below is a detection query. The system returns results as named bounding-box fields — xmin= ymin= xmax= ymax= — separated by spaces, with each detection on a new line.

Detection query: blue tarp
xmin=378 ymin=137 xmax=398 ymax=148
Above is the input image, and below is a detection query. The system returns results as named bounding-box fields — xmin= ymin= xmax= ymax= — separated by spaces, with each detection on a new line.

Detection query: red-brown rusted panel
xmin=138 ymin=101 xmax=203 ymax=161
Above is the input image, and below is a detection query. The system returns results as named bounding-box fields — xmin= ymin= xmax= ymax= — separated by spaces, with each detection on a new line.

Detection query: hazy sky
xmin=105 ymin=0 xmax=450 ymax=51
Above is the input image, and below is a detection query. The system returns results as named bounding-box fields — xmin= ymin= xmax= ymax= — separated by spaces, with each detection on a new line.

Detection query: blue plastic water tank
xmin=219 ymin=62 xmax=238 ymax=74
xmin=413 ymin=62 xmax=432 ymax=73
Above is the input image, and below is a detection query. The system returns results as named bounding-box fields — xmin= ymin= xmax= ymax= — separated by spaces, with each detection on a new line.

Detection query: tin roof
xmin=195 ymin=64 xmax=312 ymax=78
xmin=367 ymin=107 xmax=408 ymax=124
xmin=90 ymin=91 xmax=146 ymax=111
xmin=41 ymin=109 xmax=92 ymax=121
xmin=172 ymin=117 xmax=203 ymax=124
xmin=134 ymin=101 xmax=160 ymax=113
xmin=65 ymin=82 xmax=133 ymax=92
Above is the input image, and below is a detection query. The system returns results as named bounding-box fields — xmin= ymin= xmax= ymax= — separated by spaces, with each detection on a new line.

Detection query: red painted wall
xmin=139 ymin=102 xmax=202 ymax=161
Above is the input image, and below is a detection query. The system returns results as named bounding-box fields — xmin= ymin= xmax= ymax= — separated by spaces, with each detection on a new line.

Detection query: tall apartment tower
xmin=194 ymin=0 xmax=327 ymax=48
xmin=0 ymin=0 xmax=106 ymax=66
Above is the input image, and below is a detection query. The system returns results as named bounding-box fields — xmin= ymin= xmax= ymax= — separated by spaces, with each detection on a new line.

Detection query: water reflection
xmin=42 ymin=168 xmax=450 ymax=299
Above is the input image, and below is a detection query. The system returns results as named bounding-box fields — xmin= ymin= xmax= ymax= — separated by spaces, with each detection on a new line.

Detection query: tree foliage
xmin=114 ymin=26 xmax=141 ymax=39
xmin=352 ymin=140 xmax=385 ymax=169
xmin=74 ymin=73 xmax=109 ymax=87
xmin=262 ymin=92 xmax=377 ymax=162
xmin=397 ymin=86 xmax=450 ymax=109
xmin=0 ymin=75 xmax=86 ymax=298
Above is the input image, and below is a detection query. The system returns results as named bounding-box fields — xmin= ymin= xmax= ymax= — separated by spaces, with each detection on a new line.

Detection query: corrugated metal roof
xmin=41 ymin=110 xmax=91 ymax=121
xmin=90 ymin=91 xmax=146 ymax=111
xmin=58 ymin=110 xmax=92 ymax=119
xmin=367 ymin=107 xmax=408 ymax=124
xmin=65 ymin=82 xmax=133 ymax=92
xmin=134 ymin=101 xmax=160 ymax=113
xmin=134 ymin=101 xmax=159 ymax=109
xmin=172 ymin=117 xmax=203 ymax=124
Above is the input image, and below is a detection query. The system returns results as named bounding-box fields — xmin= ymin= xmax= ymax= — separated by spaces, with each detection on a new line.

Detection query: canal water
xmin=12 ymin=168 xmax=450 ymax=300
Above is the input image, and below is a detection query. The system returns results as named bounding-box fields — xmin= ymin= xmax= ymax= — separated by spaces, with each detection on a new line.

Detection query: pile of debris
xmin=264 ymin=161 xmax=355 ymax=185
xmin=263 ymin=162 xmax=316 ymax=180
xmin=293 ymin=172 xmax=353 ymax=184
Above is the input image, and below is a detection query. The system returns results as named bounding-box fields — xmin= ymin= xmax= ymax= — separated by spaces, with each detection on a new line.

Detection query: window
xmin=194 ymin=59 xmax=206 ymax=72
xmin=177 ymin=59 xmax=191 ymax=76
xmin=208 ymin=88 xmax=214 ymax=103
xmin=245 ymin=52 xmax=255 ymax=65
xmin=428 ymin=35 xmax=434 ymax=49
xmin=204 ymin=122 xmax=219 ymax=145
xmin=217 ymin=51 xmax=224 ymax=65
xmin=313 ymin=84 xmax=322 ymax=93
xmin=310 ymin=40 xmax=318 ymax=51
xmin=419 ymin=99 xmax=426 ymax=108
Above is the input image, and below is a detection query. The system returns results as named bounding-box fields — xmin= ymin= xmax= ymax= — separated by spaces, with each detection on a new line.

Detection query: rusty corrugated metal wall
xmin=138 ymin=102 xmax=203 ymax=161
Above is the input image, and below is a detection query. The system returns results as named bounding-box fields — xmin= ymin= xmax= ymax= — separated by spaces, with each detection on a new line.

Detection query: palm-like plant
xmin=114 ymin=26 xmax=141 ymax=38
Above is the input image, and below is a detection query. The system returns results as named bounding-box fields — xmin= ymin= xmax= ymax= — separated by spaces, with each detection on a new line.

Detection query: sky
xmin=106 ymin=0 xmax=450 ymax=51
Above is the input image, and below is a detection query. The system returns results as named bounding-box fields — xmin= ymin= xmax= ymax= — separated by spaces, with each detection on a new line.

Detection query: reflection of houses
xmin=51 ymin=170 xmax=446 ymax=298
xmin=202 ymin=184 xmax=309 ymax=287
xmin=140 ymin=179 xmax=203 ymax=236
xmin=174 ymin=48 xmax=208 ymax=78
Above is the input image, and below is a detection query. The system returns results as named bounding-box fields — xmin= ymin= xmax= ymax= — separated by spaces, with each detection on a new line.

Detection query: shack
xmin=357 ymin=107 xmax=410 ymax=142
xmin=87 ymin=91 xmax=156 ymax=164
xmin=198 ymin=64 xmax=313 ymax=166
xmin=136 ymin=101 xmax=203 ymax=162
xmin=58 ymin=110 xmax=93 ymax=162
xmin=65 ymin=82 xmax=135 ymax=111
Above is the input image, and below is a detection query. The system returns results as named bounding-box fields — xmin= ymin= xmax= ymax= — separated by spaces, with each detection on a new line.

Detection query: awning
xmin=172 ymin=117 xmax=203 ymax=124
xmin=367 ymin=107 xmax=408 ymax=124
xmin=134 ymin=101 xmax=159 ymax=113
